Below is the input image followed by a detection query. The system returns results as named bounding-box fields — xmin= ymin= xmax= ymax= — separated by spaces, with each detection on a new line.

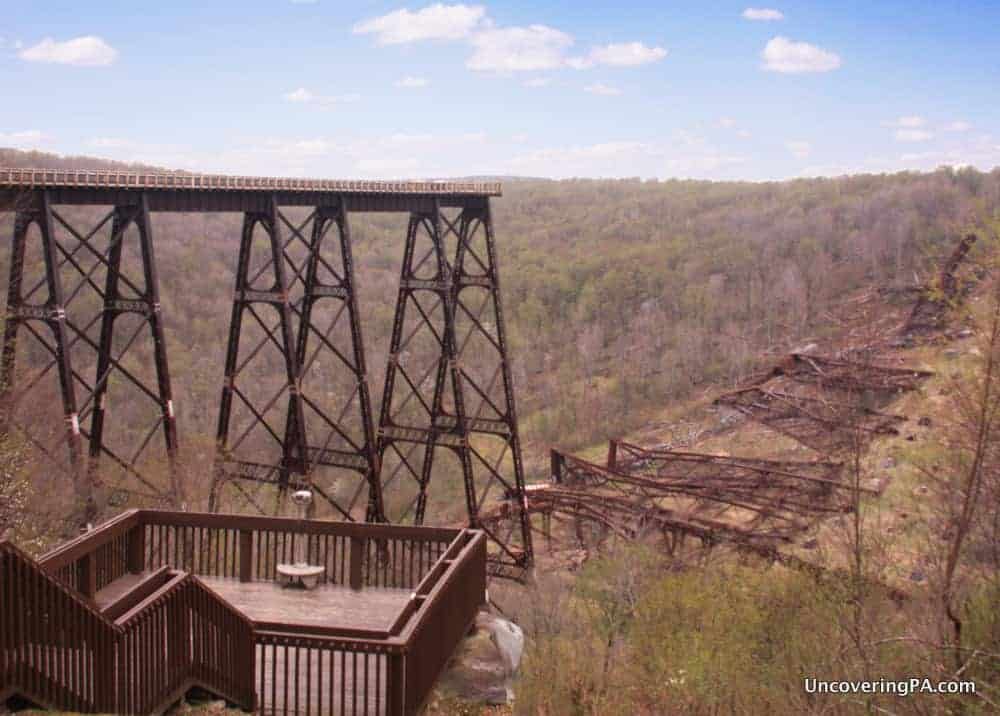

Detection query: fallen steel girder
xmin=766 ymin=353 xmax=933 ymax=404
xmin=606 ymin=439 xmax=850 ymax=490
xmin=714 ymin=386 xmax=906 ymax=454
xmin=483 ymin=477 xmax=908 ymax=602
xmin=550 ymin=448 xmax=850 ymax=537
xmin=376 ymin=202 xmax=532 ymax=581
xmin=0 ymin=192 xmax=179 ymax=526
xmin=904 ymin=232 xmax=978 ymax=336
xmin=479 ymin=482 xmax=795 ymax=558
xmin=210 ymin=200 xmax=383 ymax=523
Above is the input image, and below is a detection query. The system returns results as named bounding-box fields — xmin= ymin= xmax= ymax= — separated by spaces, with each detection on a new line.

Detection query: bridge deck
xmin=96 ymin=572 xmax=412 ymax=634
xmin=0 ymin=167 xmax=500 ymax=212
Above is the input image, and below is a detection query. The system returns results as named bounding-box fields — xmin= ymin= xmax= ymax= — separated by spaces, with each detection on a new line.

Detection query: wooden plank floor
xmin=96 ymin=574 xmax=412 ymax=632
xmin=200 ymin=577 xmax=411 ymax=633
xmin=93 ymin=574 xmax=408 ymax=714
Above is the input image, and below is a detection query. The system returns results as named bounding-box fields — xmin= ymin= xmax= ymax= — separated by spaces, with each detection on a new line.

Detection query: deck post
xmin=388 ymin=652 xmax=405 ymax=716
xmin=76 ymin=553 xmax=96 ymax=599
xmin=127 ymin=524 xmax=145 ymax=573
xmin=169 ymin=591 xmax=191 ymax=674
xmin=239 ymin=529 xmax=253 ymax=582
xmin=349 ymin=536 xmax=365 ymax=590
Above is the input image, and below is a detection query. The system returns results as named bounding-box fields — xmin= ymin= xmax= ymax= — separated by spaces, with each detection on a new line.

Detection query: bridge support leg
xmin=377 ymin=199 xmax=533 ymax=581
xmin=211 ymin=199 xmax=382 ymax=520
xmin=212 ymin=197 xmax=306 ymax=512
xmin=2 ymin=192 xmax=180 ymax=523
xmin=88 ymin=194 xmax=179 ymax=504
xmin=1 ymin=193 xmax=88 ymax=524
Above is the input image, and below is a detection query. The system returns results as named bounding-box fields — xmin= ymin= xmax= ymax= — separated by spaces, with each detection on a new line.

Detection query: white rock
xmin=437 ymin=610 xmax=524 ymax=705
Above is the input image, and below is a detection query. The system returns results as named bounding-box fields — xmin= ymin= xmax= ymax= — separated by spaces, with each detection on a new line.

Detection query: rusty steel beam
xmin=0 ymin=168 xmax=499 ymax=214
xmin=714 ymin=386 xmax=907 ymax=454
xmin=210 ymin=200 xmax=383 ymax=521
xmin=551 ymin=448 xmax=850 ymax=532
xmin=0 ymin=192 xmax=179 ymax=525
xmin=608 ymin=439 xmax=861 ymax=493
xmin=767 ymin=353 xmax=933 ymax=400
xmin=904 ymin=232 xmax=979 ymax=336
xmin=376 ymin=200 xmax=532 ymax=581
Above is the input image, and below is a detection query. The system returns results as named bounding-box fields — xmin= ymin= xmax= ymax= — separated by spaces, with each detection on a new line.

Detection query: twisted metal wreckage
xmin=494 ymin=328 xmax=944 ymax=570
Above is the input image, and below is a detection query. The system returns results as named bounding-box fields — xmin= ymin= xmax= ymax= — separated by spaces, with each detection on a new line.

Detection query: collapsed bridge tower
xmin=0 ymin=168 xmax=532 ymax=579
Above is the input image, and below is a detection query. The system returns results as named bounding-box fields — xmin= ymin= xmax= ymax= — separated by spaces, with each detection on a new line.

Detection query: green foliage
xmin=0 ymin=433 xmax=28 ymax=537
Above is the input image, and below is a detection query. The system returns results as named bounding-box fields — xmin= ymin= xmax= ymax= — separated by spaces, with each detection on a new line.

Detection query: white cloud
xmin=584 ymin=82 xmax=622 ymax=96
xmin=395 ymin=76 xmax=429 ymax=88
xmin=523 ymin=77 xmax=551 ymax=88
xmin=283 ymin=88 xmax=360 ymax=105
xmin=786 ymin=140 xmax=811 ymax=158
xmin=736 ymin=129 xmax=752 ymax=138
xmin=718 ymin=118 xmax=737 ymax=128
xmin=743 ymin=8 xmax=784 ymax=21
xmin=285 ymin=87 xmax=315 ymax=103
xmin=353 ymin=3 xmax=486 ymax=45
xmin=19 ymin=36 xmax=118 ymax=67
xmin=761 ymin=36 xmax=841 ymax=73
xmin=468 ymin=27 xmax=666 ymax=72
xmin=945 ymin=120 xmax=972 ymax=132
xmin=467 ymin=25 xmax=574 ymax=72
xmin=883 ymin=115 xmax=926 ymax=128
xmin=0 ymin=130 xmax=46 ymax=148
xmin=895 ymin=128 xmax=933 ymax=142
xmin=585 ymin=42 xmax=667 ymax=67
xmin=353 ymin=7 xmax=664 ymax=74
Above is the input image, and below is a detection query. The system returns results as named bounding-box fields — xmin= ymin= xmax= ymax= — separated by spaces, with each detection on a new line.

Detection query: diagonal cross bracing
xmin=376 ymin=201 xmax=533 ymax=581
xmin=0 ymin=192 xmax=179 ymax=526
xmin=210 ymin=200 xmax=382 ymax=522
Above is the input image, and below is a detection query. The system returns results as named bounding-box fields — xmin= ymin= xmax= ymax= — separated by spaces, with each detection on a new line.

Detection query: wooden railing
xmin=397 ymin=530 xmax=488 ymax=714
xmin=6 ymin=510 xmax=487 ymax=715
xmin=136 ymin=511 xmax=455 ymax=590
xmin=0 ymin=540 xmax=256 ymax=714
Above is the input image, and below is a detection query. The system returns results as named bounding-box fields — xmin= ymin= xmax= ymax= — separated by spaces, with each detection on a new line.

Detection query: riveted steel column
xmin=211 ymin=196 xmax=307 ymax=512
xmin=2 ymin=193 xmax=89 ymax=522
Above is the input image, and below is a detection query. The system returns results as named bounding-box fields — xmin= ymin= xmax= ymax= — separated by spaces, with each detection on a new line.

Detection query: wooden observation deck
xmin=0 ymin=510 xmax=487 ymax=714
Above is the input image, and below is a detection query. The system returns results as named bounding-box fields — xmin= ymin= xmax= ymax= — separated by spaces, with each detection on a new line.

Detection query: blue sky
xmin=2 ymin=1 xmax=999 ymax=180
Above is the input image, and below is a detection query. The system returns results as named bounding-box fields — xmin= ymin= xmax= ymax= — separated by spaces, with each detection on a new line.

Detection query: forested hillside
xmin=1 ymin=149 xmax=998 ymax=479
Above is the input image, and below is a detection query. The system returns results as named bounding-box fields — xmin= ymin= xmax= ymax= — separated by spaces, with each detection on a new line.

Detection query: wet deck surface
xmin=96 ymin=572 xmax=412 ymax=633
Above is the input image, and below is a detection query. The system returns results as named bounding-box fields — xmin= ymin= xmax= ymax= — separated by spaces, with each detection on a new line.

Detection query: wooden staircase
xmin=0 ymin=539 xmax=256 ymax=714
